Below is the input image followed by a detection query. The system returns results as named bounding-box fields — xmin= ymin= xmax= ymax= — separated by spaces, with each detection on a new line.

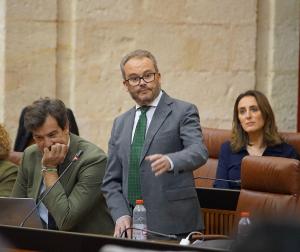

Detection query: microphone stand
xmin=20 ymin=150 xmax=84 ymax=227
xmin=120 ymin=227 xmax=178 ymax=240
xmin=193 ymin=176 xmax=241 ymax=184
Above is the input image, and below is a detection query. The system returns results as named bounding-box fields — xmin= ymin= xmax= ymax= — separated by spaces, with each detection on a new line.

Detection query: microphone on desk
xmin=193 ymin=176 xmax=241 ymax=185
xmin=19 ymin=150 xmax=84 ymax=227
xmin=120 ymin=227 xmax=178 ymax=240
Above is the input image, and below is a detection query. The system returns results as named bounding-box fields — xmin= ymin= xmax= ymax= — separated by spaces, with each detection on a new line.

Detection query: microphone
xmin=193 ymin=176 xmax=241 ymax=184
xmin=19 ymin=150 xmax=84 ymax=227
xmin=120 ymin=227 xmax=178 ymax=240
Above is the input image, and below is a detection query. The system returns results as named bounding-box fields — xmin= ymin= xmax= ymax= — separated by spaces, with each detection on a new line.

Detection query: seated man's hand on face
xmin=41 ymin=143 xmax=68 ymax=187
xmin=42 ymin=143 xmax=68 ymax=168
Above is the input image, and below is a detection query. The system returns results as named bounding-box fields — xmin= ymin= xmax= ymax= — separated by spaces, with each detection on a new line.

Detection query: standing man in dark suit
xmin=12 ymin=98 xmax=113 ymax=234
xmin=102 ymin=49 xmax=208 ymax=238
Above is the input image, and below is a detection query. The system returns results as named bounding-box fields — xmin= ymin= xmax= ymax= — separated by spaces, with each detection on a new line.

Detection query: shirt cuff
xmin=165 ymin=155 xmax=174 ymax=171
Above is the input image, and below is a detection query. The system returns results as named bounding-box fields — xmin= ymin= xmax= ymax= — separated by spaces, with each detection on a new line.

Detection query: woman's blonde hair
xmin=231 ymin=90 xmax=282 ymax=152
xmin=0 ymin=124 xmax=11 ymax=160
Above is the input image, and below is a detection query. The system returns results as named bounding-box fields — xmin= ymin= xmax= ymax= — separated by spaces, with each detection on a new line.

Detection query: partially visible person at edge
xmin=102 ymin=49 xmax=208 ymax=239
xmin=214 ymin=90 xmax=299 ymax=190
xmin=0 ymin=123 xmax=18 ymax=197
xmin=11 ymin=97 xmax=113 ymax=234
xmin=9 ymin=106 xmax=79 ymax=165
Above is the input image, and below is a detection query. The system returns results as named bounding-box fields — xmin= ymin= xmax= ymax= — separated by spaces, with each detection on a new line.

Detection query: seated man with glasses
xmin=102 ymin=49 xmax=208 ymax=239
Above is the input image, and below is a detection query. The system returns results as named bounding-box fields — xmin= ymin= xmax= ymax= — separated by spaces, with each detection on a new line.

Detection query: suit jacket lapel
xmin=33 ymin=151 xmax=43 ymax=201
xmin=123 ymin=107 xmax=136 ymax=171
xmin=58 ymin=134 xmax=78 ymax=184
xmin=140 ymin=93 xmax=172 ymax=163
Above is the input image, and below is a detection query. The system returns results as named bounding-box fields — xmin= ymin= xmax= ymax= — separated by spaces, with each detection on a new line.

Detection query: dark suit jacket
xmin=102 ymin=92 xmax=208 ymax=235
xmin=214 ymin=141 xmax=300 ymax=189
xmin=12 ymin=133 xmax=114 ymax=235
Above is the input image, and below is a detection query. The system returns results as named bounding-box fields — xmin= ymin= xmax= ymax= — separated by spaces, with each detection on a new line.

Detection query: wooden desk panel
xmin=0 ymin=225 xmax=227 ymax=252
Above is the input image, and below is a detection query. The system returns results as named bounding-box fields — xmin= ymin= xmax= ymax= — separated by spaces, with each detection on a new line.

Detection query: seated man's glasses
xmin=125 ymin=72 xmax=156 ymax=86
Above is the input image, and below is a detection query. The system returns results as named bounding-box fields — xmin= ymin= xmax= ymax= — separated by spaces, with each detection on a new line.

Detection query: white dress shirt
xmin=131 ymin=90 xmax=174 ymax=170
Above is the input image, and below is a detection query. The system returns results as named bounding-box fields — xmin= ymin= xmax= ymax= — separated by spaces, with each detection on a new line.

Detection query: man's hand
xmin=8 ymin=151 xmax=23 ymax=165
xmin=42 ymin=143 xmax=68 ymax=167
xmin=146 ymin=154 xmax=171 ymax=176
xmin=114 ymin=215 xmax=132 ymax=238
xmin=41 ymin=143 xmax=68 ymax=188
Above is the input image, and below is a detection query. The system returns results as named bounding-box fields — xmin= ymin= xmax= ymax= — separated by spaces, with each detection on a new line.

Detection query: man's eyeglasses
xmin=125 ymin=73 xmax=156 ymax=86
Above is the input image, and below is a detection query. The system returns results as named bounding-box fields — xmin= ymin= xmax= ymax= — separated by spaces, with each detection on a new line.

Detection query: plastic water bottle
xmin=237 ymin=211 xmax=251 ymax=239
xmin=132 ymin=199 xmax=147 ymax=240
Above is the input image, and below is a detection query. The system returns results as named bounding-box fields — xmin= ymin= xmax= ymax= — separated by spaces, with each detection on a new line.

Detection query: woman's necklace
xmin=246 ymin=144 xmax=267 ymax=156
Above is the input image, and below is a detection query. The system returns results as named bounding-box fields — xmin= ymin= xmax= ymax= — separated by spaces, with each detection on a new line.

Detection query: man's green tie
xmin=128 ymin=106 xmax=150 ymax=206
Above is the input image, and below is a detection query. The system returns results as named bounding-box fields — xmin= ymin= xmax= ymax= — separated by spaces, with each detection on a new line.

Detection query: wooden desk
xmin=0 ymin=225 xmax=227 ymax=252
xmin=197 ymin=187 xmax=240 ymax=236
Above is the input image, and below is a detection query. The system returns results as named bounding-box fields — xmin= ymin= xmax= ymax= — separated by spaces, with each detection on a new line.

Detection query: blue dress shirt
xmin=214 ymin=141 xmax=300 ymax=189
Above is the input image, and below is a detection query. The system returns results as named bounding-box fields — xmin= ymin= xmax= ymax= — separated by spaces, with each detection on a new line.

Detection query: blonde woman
xmin=0 ymin=124 xmax=18 ymax=196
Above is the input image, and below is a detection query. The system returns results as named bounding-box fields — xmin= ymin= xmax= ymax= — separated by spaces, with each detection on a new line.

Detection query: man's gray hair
xmin=120 ymin=49 xmax=159 ymax=80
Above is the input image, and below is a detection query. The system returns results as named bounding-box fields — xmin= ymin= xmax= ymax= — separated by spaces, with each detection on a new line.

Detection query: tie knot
xmin=139 ymin=106 xmax=150 ymax=114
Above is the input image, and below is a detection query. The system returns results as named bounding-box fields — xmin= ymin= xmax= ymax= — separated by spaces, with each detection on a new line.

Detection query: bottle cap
xmin=135 ymin=199 xmax=144 ymax=205
xmin=240 ymin=211 xmax=250 ymax=217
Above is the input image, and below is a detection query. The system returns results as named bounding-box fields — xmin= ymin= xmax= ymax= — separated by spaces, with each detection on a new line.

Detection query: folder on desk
xmin=0 ymin=197 xmax=43 ymax=228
